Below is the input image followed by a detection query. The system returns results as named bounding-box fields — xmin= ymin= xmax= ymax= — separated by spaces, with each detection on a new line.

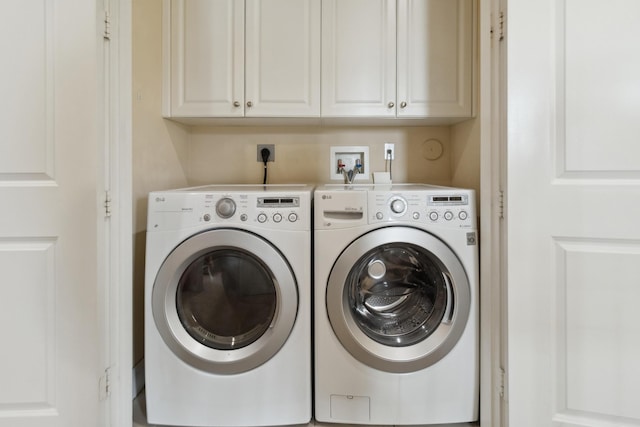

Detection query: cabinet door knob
xmin=387 ymin=102 xmax=395 ymax=108
xmin=247 ymin=101 xmax=253 ymax=107
xmin=400 ymin=101 xmax=407 ymax=108
xmin=233 ymin=101 xmax=240 ymax=107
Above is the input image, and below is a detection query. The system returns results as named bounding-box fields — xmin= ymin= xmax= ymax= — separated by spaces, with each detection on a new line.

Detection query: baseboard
xmin=132 ymin=359 xmax=145 ymax=400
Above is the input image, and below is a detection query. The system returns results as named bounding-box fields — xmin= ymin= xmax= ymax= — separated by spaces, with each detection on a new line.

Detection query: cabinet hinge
xmin=104 ymin=190 xmax=112 ymax=218
xmin=99 ymin=367 xmax=111 ymax=401
xmin=498 ymin=189 xmax=505 ymax=220
xmin=103 ymin=10 xmax=111 ymax=40
xmin=498 ymin=11 xmax=505 ymax=42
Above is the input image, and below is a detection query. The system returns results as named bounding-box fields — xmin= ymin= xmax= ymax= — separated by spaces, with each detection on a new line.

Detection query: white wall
xmin=451 ymin=116 xmax=481 ymax=212
xmin=132 ymin=0 xmax=189 ymax=364
xmin=186 ymin=125 xmax=453 ymax=186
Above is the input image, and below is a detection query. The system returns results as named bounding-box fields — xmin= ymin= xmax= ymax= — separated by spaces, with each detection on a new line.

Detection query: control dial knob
xmin=390 ymin=198 xmax=406 ymax=214
xmin=215 ymin=198 xmax=236 ymax=219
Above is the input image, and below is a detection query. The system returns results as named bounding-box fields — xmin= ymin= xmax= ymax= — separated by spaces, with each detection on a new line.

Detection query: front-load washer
xmin=314 ymin=184 xmax=479 ymax=425
xmin=145 ymin=184 xmax=313 ymax=427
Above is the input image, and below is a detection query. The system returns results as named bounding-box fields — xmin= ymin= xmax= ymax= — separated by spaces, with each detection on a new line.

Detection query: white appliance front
xmin=145 ymin=185 xmax=312 ymax=427
xmin=314 ymin=184 xmax=479 ymax=425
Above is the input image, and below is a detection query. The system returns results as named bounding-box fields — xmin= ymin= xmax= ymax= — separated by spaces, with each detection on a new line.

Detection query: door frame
xmin=101 ymin=0 xmax=133 ymax=425
xmin=106 ymin=0 xmax=509 ymax=425
xmin=479 ymin=0 xmax=508 ymax=425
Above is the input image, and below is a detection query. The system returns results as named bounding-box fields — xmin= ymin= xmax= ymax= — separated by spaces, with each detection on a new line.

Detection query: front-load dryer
xmin=145 ymin=184 xmax=313 ymax=427
xmin=314 ymin=184 xmax=479 ymax=425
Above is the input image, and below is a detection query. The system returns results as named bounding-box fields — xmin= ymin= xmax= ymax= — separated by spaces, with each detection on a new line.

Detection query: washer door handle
xmin=442 ymin=272 xmax=455 ymax=325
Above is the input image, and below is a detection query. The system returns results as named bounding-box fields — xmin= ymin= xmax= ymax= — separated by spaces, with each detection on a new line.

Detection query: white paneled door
xmin=0 ymin=1 xmax=103 ymax=427
xmin=507 ymin=0 xmax=640 ymax=426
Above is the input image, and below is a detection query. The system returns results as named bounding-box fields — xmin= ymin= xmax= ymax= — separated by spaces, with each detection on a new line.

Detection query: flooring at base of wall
xmin=132 ymin=359 xmax=145 ymax=400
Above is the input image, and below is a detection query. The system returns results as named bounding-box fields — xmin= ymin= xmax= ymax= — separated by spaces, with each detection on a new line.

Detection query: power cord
xmin=261 ymin=148 xmax=270 ymax=184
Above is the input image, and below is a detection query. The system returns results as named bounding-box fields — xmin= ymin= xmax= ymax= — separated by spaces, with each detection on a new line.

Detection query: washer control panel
xmin=425 ymin=194 xmax=471 ymax=225
xmin=368 ymin=189 xmax=475 ymax=229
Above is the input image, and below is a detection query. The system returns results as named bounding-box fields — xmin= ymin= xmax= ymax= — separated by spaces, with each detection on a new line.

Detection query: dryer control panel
xmin=148 ymin=185 xmax=312 ymax=232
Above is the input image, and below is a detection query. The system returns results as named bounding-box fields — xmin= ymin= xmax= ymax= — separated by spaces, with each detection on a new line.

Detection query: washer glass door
xmin=153 ymin=229 xmax=298 ymax=374
xmin=347 ymin=243 xmax=448 ymax=347
xmin=327 ymin=227 xmax=470 ymax=373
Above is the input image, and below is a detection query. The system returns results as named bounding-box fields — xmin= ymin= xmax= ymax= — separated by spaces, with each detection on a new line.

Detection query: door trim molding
xmin=101 ymin=0 xmax=133 ymax=425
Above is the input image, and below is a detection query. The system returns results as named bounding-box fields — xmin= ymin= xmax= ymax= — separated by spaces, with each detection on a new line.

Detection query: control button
xmin=459 ymin=210 xmax=469 ymax=221
xmin=412 ymin=212 xmax=420 ymax=220
xmin=257 ymin=213 xmax=267 ymax=223
xmin=376 ymin=212 xmax=384 ymax=220
xmin=273 ymin=213 xmax=283 ymax=223
xmin=240 ymin=214 xmax=248 ymax=222
xmin=203 ymin=214 xmax=211 ymax=222
xmin=390 ymin=198 xmax=406 ymax=214
xmin=429 ymin=211 xmax=439 ymax=221
xmin=444 ymin=211 xmax=454 ymax=221
xmin=216 ymin=198 xmax=236 ymax=219
xmin=288 ymin=213 xmax=298 ymax=222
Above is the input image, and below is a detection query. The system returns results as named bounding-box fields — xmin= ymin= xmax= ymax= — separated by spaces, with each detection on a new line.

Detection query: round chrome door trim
xmin=152 ymin=228 xmax=298 ymax=375
xmin=326 ymin=226 xmax=470 ymax=373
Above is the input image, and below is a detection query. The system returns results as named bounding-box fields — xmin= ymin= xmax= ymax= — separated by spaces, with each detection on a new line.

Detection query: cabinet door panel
xmin=322 ymin=0 xmax=396 ymax=117
xmin=246 ymin=0 xmax=320 ymax=117
xmin=397 ymin=0 xmax=473 ymax=117
xmin=167 ymin=0 xmax=244 ymax=117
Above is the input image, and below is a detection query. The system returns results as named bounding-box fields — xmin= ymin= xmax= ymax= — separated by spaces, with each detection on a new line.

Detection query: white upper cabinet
xmin=245 ymin=0 xmax=321 ymax=117
xmin=397 ymin=0 xmax=473 ymax=119
xmin=163 ymin=0 xmax=321 ymax=118
xmin=163 ymin=0 xmax=473 ymax=123
xmin=321 ymin=0 xmax=397 ymax=118
xmin=164 ymin=0 xmax=244 ymax=117
xmin=322 ymin=0 xmax=474 ymax=122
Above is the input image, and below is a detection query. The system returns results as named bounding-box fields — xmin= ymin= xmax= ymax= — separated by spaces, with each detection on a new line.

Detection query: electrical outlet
xmin=384 ymin=143 xmax=395 ymax=160
xmin=257 ymin=144 xmax=275 ymax=162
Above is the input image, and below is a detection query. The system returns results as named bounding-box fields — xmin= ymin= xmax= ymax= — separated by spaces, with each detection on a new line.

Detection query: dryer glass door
xmin=153 ymin=229 xmax=298 ymax=375
xmin=176 ymin=249 xmax=277 ymax=350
